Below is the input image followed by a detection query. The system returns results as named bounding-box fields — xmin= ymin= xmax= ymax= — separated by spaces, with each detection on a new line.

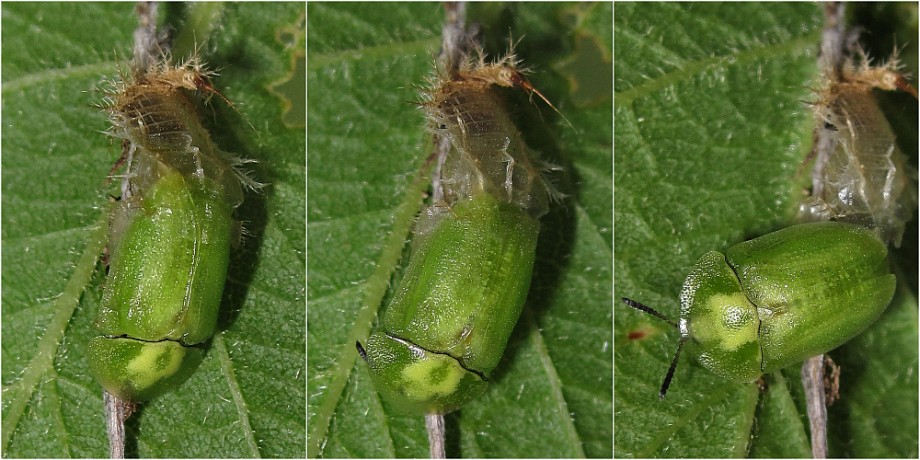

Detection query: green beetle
xmin=623 ymin=222 xmax=895 ymax=398
xmin=87 ymin=164 xmax=236 ymax=401
xmin=87 ymin=58 xmax=248 ymax=402
xmin=356 ymin=44 xmax=560 ymax=415
xmin=357 ymin=192 xmax=540 ymax=415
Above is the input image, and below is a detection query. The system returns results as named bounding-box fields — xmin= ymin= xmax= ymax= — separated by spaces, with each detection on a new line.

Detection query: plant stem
xmin=104 ymin=391 xmax=136 ymax=459
xmin=801 ymin=356 xmax=828 ymax=458
xmin=426 ymin=414 xmax=446 ymax=459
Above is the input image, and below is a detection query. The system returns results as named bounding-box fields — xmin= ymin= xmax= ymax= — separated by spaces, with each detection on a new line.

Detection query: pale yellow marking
xmin=126 ymin=344 xmax=181 ymax=387
xmin=401 ymin=356 xmax=463 ymax=401
xmin=706 ymin=293 xmax=757 ymax=351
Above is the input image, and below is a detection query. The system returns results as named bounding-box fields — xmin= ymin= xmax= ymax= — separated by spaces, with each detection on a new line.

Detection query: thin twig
xmin=103 ymin=5 xmax=162 ymax=458
xmin=104 ymin=391 xmax=136 ymax=459
xmin=440 ymin=2 xmax=467 ymax=76
xmin=425 ymin=413 xmax=446 ymax=459
xmin=810 ymin=2 xmax=847 ymax=196
xmin=800 ymin=4 xmax=848 ymax=458
xmin=430 ymin=2 xmax=470 ymax=204
xmin=423 ymin=6 xmax=468 ymax=457
xmin=819 ymin=2 xmax=846 ymax=80
xmin=802 ymin=356 xmax=828 ymax=458
xmin=132 ymin=2 xmax=159 ymax=78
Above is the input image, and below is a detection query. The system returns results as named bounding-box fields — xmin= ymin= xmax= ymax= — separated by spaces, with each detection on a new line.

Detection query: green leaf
xmin=2 ymin=3 xmax=306 ymax=457
xmin=307 ymin=3 xmax=612 ymax=458
xmin=615 ymin=3 xmax=917 ymax=457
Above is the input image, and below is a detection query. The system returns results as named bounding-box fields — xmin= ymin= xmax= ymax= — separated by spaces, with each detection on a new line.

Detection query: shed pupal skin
xmin=800 ymin=50 xmax=917 ymax=247
xmin=100 ymin=56 xmax=260 ymax=199
xmin=421 ymin=46 xmax=563 ymax=219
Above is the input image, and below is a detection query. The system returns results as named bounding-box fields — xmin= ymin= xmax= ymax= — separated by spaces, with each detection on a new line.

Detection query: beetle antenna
xmin=621 ymin=297 xmax=678 ymax=328
xmin=659 ymin=335 xmax=686 ymax=399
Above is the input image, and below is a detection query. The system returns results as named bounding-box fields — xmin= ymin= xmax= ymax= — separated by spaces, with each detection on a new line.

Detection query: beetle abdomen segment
xmin=115 ymin=89 xmax=196 ymax=152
